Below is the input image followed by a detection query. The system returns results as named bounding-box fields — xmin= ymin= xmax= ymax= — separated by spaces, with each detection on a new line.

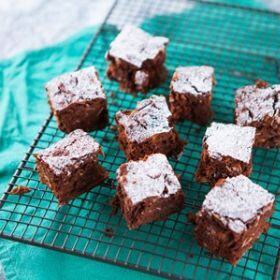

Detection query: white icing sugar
xmin=171 ymin=66 xmax=214 ymax=95
xmin=36 ymin=129 xmax=101 ymax=175
xmin=117 ymin=153 xmax=181 ymax=205
xmin=202 ymin=175 xmax=275 ymax=233
xmin=108 ymin=25 xmax=169 ymax=68
xmin=134 ymin=70 xmax=149 ymax=86
xmin=46 ymin=66 xmax=106 ymax=111
xmin=235 ymin=84 xmax=280 ymax=125
xmin=205 ymin=122 xmax=255 ymax=163
xmin=116 ymin=95 xmax=172 ymax=143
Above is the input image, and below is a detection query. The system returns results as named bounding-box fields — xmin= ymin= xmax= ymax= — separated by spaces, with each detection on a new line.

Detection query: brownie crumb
xmin=104 ymin=227 xmax=114 ymax=238
xmin=110 ymin=196 xmax=119 ymax=216
xmin=110 ymin=125 xmax=118 ymax=132
xmin=8 ymin=186 xmax=31 ymax=195
xmin=187 ymin=212 xmax=197 ymax=224
xmin=176 ymin=174 xmax=182 ymax=181
xmin=255 ymin=79 xmax=269 ymax=88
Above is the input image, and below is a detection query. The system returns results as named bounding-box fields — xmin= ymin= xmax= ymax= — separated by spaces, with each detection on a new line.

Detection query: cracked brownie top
xmin=46 ymin=66 xmax=106 ymax=111
xmin=116 ymin=95 xmax=172 ymax=143
xmin=35 ymin=129 xmax=102 ymax=175
xmin=171 ymin=66 xmax=215 ymax=95
xmin=107 ymin=25 xmax=169 ymax=68
xmin=202 ymin=175 xmax=275 ymax=233
xmin=117 ymin=153 xmax=181 ymax=204
xmin=235 ymin=81 xmax=280 ymax=125
xmin=204 ymin=122 xmax=256 ymax=163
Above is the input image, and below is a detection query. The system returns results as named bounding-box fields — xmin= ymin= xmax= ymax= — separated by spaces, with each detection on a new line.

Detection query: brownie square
xmin=116 ymin=153 xmax=185 ymax=229
xmin=235 ymin=80 xmax=280 ymax=148
xmin=106 ymin=25 xmax=169 ymax=93
xmin=194 ymin=175 xmax=275 ymax=264
xmin=169 ymin=66 xmax=215 ymax=125
xmin=34 ymin=129 xmax=108 ymax=205
xmin=115 ymin=95 xmax=185 ymax=160
xmin=46 ymin=66 xmax=108 ymax=133
xmin=196 ymin=122 xmax=256 ymax=185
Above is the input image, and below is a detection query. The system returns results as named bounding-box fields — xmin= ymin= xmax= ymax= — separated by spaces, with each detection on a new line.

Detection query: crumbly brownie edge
xmin=194 ymin=202 xmax=274 ymax=264
xmin=117 ymin=182 xmax=184 ymax=229
xmin=195 ymin=145 xmax=252 ymax=185
xmin=169 ymin=90 xmax=213 ymax=124
xmin=49 ymin=98 xmax=108 ymax=133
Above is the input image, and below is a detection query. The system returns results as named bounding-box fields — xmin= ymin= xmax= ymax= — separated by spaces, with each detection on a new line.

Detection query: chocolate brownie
xmin=115 ymin=95 xmax=185 ymax=160
xmin=196 ymin=122 xmax=255 ymax=185
xmin=116 ymin=153 xmax=184 ymax=229
xmin=46 ymin=66 xmax=108 ymax=133
xmin=169 ymin=66 xmax=215 ymax=125
xmin=194 ymin=175 xmax=275 ymax=264
xmin=235 ymin=80 xmax=280 ymax=148
xmin=106 ymin=25 xmax=169 ymax=93
xmin=34 ymin=129 xmax=108 ymax=205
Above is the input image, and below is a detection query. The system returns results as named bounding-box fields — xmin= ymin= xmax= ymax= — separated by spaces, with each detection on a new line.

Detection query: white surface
xmin=2 ymin=0 xmax=277 ymax=61
xmin=0 ymin=0 xmax=193 ymax=60
xmin=0 ymin=0 xmax=114 ymax=60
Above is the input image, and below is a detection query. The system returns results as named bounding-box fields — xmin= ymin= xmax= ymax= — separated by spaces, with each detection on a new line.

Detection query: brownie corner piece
xmin=115 ymin=95 xmax=185 ymax=160
xmin=196 ymin=122 xmax=255 ymax=184
xmin=169 ymin=65 xmax=215 ymax=125
xmin=194 ymin=175 xmax=275 ymax=264
xmin=116 ymin=153 xmax=184 ymax=229
xmin=34 ymin=129 xmax=108 ymax=205
xmin=235 ymin=81 xmax=280 ymax=148
xmin=106 ymin=25 xmax=169 ymax=93
xmin=46 ymin=66 xmax=108 ymax=133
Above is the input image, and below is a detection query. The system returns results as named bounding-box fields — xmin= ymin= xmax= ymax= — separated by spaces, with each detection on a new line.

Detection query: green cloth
xmin=0 ymin=1 xmax=277 ymax=279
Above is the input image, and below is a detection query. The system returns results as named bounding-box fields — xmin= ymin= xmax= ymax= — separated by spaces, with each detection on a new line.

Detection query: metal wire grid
xmin=0 ymin=0 xmax=280 ymax=279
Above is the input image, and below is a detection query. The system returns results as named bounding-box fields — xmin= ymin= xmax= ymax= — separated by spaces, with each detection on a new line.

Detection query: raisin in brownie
xmin=116 ymin=153 xmax=184 ymax=229
xmin=115 ymin=95 xmax=185 ymax=160
xmin=34 ymin=129 xmax=108 ymax=205
xmin=196 ymin=122 xmax=255 ymax=185
xmin=169 ymin=66 xmax=215 ymax=125
xmin=235 ymin=80 xmax=280 ymax=148
xmin=46 ymin=66 xmax=108 ymax=133
xmin=194 ymin=175 xmax=275 ymax=264
xmin=106 ymin=25 xmax=169 ymax=93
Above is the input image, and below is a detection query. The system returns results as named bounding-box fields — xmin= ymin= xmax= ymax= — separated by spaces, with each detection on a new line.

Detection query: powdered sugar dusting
xmin=36 ymin=129 xmax=101 ymax=175
xmin=134 ymin=70 xmax=149 ymax=86
xmin=108 ymin=25 xmax=169 ymax=68
xmin=117 ymin=153 xmax=181 ymax=205
xmin=202 ymin=175 xmax=275 ymax=233
xmin=235 ymin=84 xmax=280 ymax=125
xmin=46 ymin=66 xmax=106 ymax=111
xmin=116 ymin=95 xmax=172 ymax=143
xmin=205 ymin=122 xmax=255 ymax=163
xmin=171 ymin=66 xmax=214 ymax=95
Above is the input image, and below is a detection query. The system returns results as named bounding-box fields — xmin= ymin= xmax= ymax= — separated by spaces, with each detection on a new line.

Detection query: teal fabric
xmin=0 ymin=1 xmax=276 ymax=279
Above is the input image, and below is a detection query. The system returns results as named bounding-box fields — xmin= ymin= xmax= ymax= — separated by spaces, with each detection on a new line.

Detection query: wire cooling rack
xmin=0 ymin=0 xmax=279 ymax=279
